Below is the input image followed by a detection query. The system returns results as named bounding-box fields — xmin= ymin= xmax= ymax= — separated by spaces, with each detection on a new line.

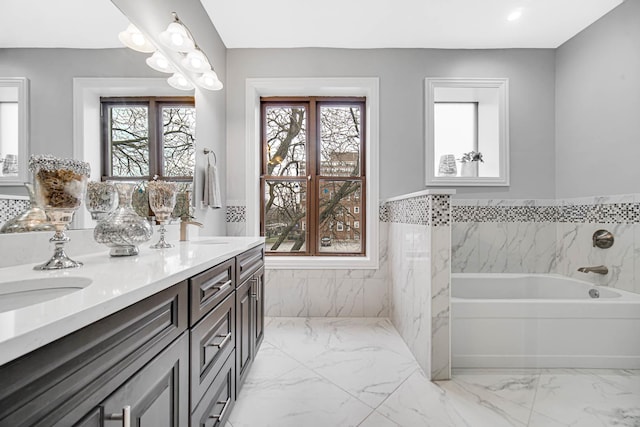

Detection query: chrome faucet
xmin=179 ymin=219 xmax=203 ymax=241
xmin=577 ymin=265 xmax=608 ymax=275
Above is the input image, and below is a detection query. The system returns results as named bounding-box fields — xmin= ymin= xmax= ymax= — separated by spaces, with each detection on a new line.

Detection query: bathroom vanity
xmin=0 ymin=237 xmax=265 ymax=427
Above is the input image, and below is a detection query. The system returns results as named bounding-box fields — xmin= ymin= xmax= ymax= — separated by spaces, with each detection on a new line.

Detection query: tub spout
xmin=577 ymin=265 xmax=608 ymax=275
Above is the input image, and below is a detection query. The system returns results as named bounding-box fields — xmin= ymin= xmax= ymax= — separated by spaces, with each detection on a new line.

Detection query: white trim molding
xmin=0 ymin=77 xmax=29 ymax=186
xmin=245 ymin=77 xmax=380 ymax=269
xmin=425 ymin=77 xmax=510 ymax=187
xmin=72 ymin=78 xmax=187 ymax=228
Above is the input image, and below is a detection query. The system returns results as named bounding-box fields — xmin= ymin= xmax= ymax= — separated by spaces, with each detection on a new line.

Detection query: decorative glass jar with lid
xmin=94 ymin=181 xmax=153 ymax=256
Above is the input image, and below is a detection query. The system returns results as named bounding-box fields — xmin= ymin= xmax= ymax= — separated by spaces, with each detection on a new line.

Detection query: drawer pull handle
xmin=208 ymin=332 xmax=231 ymax=349
xmin=105 ymin=405 xmax=131 ymax=427
xmin=202 ymin=279 xmax=232 ymax=294
xmin=240 ymin=252 xmax=262 ymax=272
xmin=209 ymin=398 xmax=231 ymax=421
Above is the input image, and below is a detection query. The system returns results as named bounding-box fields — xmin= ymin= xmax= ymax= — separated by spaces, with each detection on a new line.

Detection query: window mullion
xmin=308 ymin=98 xmax=318 ymax=255
xmin=148 ymin=99 xmax=160 ymax=178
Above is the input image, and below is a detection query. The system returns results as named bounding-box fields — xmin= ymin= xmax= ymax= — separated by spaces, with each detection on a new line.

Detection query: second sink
xmin=0 ymin=277 xmax=93 ymax=313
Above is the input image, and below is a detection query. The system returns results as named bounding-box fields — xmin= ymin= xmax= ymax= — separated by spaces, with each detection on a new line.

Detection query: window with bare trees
xmin=101 ymin=97 xmax=195 ymax=182
xmin=260 ymin=97 xmax=366 ymax=256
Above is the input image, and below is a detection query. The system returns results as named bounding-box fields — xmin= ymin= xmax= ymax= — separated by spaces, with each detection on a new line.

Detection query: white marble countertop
xmin=0 ymin=236 xmax=264 ymax=366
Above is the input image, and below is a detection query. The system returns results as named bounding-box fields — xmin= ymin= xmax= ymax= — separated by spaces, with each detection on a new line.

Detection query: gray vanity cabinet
xmin=0 ymin=282 xmax=188 ymax=427
xmin=235 ymin=275 xmax=254 ymax=392
xmin=98 ymin=333 xmax=189 ymax=427
xmin=235 ymin=245 xmax=265 ymax=396
xmin=253 ymin=267 xmax=265 ymax=352
xmin=0 ymin=243 xmax=265 ymax=427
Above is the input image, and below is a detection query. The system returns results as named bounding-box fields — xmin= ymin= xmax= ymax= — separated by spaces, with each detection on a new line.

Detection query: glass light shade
xmin=146 ymin=51 xmax=175 ymax=73
xmin=181 ymin=50 xmax=211 ymax=72
xmin=160 ymin=22 xmax=195 ymax=52
xmin=197 ymin=70 xmax=223 ymax=91
xmin=167 ymin=73 xmax=194 ymax=91
xmin=118 ymin=24 xmax=155 ymax=53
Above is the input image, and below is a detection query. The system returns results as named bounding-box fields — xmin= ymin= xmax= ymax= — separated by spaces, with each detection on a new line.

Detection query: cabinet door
xmin=252 ymin=267 xmax=265 ymax=352
xmin=101 ymin=333 xmax=189 ymax=427
xmin=235 ymin=278 xmax=254 ymax=395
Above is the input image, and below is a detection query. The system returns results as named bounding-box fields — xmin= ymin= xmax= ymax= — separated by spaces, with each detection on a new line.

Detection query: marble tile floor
xmin=227 ymin=317 xmax=640 ymax=427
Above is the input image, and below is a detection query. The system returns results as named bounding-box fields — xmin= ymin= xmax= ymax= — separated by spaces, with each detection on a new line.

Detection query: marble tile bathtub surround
xmin=451 ymin=194 xmax=640 ymax=294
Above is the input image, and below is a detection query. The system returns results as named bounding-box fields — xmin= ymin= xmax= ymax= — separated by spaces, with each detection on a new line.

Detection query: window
xmin=101 ymin=96 xmax=196 ymax=182
xmin=260 ymin=96 xmax=366 ymax=256
xmin=434 ymin=102 xmax=477 ymax=170
xmin=354 ymin=220 xmax=360 ymax=229
xmin=354 ymin=206 xmax=360 ymax=214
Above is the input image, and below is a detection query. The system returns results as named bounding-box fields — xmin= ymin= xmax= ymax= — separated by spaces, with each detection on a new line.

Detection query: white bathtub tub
xmin=451 ymin=273 xmax=640 ymax=369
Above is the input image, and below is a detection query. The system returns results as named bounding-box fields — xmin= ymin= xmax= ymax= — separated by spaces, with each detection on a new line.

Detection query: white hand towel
xmin=203 ymin=158 xmax=221 ymax=209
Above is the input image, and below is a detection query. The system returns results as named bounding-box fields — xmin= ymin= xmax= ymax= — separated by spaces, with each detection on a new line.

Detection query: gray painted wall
xmin=555 ymin=0 xmax=640 ymax=198
xmin=226 ymin=48 xmax=556 ymax=201
xmin=112 ymin=0 xmax=228 ymax=235
xmin=0 ymin=47 xmax=161 ymax=196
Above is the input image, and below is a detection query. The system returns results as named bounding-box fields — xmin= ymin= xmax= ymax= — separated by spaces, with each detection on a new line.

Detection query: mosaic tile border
xmin=226 ymin=205 xmax=246 ymax=223
xmin=225 ymin=197 xmax=639 ymax=225
xmin=383 ymin=195 xmax=451 ymax=226
xmin=0 ymin=198 xmax=30 ymax=225
xmin=451 ymin=200 xmax=640 ymax=224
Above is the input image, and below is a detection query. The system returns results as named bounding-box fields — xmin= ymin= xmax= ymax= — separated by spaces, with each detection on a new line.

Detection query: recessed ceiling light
xmin=507 ymin=8 xmax=523 ymax=22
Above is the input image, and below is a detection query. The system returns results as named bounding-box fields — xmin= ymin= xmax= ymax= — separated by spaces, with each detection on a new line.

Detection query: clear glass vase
xmin=94 ymin=181 xmax=153 ymax=257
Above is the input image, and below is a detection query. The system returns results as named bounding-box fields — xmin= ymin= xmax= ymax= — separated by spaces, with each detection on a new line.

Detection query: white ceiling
xmin=1 ymin=0 xmax=128 ymax=48
xmin=202 ymin=0 xmax=623 ymax=49
xmin=0 ymin=0 xmax=623 ymax=49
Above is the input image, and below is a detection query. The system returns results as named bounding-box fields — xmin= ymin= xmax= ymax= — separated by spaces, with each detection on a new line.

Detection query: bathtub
xmin=451 ymin=273 xmax=640 ymax=369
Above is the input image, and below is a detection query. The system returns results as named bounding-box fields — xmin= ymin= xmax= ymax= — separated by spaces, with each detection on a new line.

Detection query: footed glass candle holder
xmin=148 ymin=180 xmax=177 ymax=249
xmin=29 ymin=155 xmax=90 ymax=270
xmin=85 ymin=181 xmax=117 ymax=221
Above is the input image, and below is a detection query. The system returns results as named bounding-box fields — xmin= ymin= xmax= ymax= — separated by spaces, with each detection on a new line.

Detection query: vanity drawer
xmin=191 ymin=350 xmax=236 ymax=427
xmin=190 ymin=291 xmax=235 ymax=407
xmin=236 ymin=245 xmax=264 ymax=286
xmin=190 ymin=258 xmax=235 ymax=325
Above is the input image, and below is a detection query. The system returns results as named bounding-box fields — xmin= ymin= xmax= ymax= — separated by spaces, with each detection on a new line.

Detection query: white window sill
xmin=265 ymin=255 xmax=379 ymax=270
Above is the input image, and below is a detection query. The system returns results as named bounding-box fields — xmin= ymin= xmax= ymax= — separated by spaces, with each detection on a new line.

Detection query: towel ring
xmin=203 ymin=148 xmax=217 ymax=165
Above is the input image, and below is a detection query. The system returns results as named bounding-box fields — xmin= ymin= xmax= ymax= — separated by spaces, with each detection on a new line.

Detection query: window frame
xmin=100 ymin=96 xmax=195 ymax=183
xmin=245 ymin=77 xmax=379 ymax=270
xmin=260 ymin=96 xmax=366 ymax=257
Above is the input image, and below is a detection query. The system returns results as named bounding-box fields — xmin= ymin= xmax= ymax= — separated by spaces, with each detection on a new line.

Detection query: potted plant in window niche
xmin=459 ymin=151 xmax=483 ymax=177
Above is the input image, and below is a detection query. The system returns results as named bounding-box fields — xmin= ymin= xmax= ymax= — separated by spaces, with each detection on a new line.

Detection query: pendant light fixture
xmin=167 ymin=72 xmax=194 ymax=91
xmin=118 ymin=24 xmax=155 ymax=53
xmin=146 ymin=51 xmax=175 ymax=73
xmin=119 ymin=13 xmax=223 ymax=91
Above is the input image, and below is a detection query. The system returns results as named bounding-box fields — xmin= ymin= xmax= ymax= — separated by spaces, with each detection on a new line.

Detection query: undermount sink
xmin=191 ymin=240 xmax=229 ymax=245
xmin=0 ymin=277 xmax=93 ymax=313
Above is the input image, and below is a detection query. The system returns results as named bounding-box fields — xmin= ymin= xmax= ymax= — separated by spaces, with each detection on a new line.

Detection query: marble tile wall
xmin=451 ymin=194 xmax=640 ymax=294
xmin=264 ymin=223 xmax=389 ymax=318
xmin=387 ymin=193 xmax=451 ymax=380
xmin=451 ymin=199 xmax=557 ymax=274
xmin=556 ymin=194 xmax=639 ymax=294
